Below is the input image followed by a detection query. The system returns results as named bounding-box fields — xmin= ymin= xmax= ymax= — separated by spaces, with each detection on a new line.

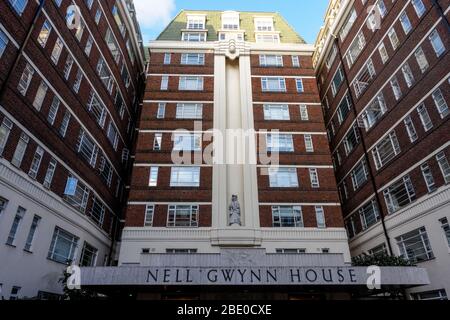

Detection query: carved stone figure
xmin=229 ymin=195 xmax=241 ymax=226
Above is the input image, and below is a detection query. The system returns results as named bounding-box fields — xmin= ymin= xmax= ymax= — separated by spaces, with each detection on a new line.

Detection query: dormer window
xmin=254 ymin=17 xmax=274 ymax=31
xmin=222 ymin=11 xmax=240 ymax=30
xmin=187 ymin=15 xmax=206 ymax=30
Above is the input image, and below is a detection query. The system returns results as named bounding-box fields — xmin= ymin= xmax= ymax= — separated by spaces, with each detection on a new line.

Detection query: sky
xmin=133 ymin=0 xmax=329 ymax=44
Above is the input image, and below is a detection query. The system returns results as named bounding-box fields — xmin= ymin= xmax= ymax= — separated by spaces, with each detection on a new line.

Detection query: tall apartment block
xmin=314 ymin=0 xmax=449 ymax=300
xmin=0 ymin=0 xmax=145 ymax=299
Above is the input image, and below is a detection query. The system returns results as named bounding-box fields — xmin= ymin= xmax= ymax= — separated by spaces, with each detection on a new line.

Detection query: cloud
xmin=133 ymin=0 xmax=176 ymax=29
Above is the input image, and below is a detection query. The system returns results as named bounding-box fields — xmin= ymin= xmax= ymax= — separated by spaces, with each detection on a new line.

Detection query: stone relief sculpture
xmin=229 ymin=194 xmax=242 ymax=226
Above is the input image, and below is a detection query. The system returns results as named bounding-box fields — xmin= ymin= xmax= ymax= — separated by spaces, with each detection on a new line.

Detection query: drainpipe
xmin=431 ymin=0 xmax=450 ymax=31
xmin=0 ymin=0 xmax=46 ymax=103
xmin=331 ymin=36 xmax=394 ymax=256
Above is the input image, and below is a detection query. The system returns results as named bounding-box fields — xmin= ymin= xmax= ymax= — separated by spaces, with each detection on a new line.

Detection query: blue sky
xmin=133 ymin=0 xmax=329 ymax=44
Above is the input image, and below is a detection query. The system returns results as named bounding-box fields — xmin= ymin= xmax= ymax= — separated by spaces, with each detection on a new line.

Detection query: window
xmin=87 ymin=92 xmax=106 ymax=127
xmin=372 ymin=131 xmax=401 ymax=170
xmin=359 ymin=200 xmax=380 ymax=230
xmin=24 ymin=215 xmax=41 ymax=252
xmin=80 ymin=242 xmax=97 ymax=267
xmin=28 ymin=146 xmax=44 ymax=179
xmin=11 ymin=133 xmax=29 ymax=167
xmin=413 ymin=290 xmax=448 ymax=301
xmin=339 ymin=7 xmax=357 ymax=41
xmin=295 ymin=79 xmax=304 ymax=93
xmin=378 ymin=43 xmax=389 ymax=64
xmin=432 ymin=89 xmax=449 ymax=118
xmin=272 ymin=206 xmax=303 ymax=227
xmin=346 ymin=31 xmax=366 ymax=68
xmin=48 ymin=227 xmax=79 ymax=264
xmin=0 ymin=197 xmax=8 ymax=216
xmin=51 ymin=38 xmax=64 ymax=64
xmin=157 ymin=103 xmax=166 ymax=119
xmin=170 ymin=167 xmax=200 ymax=187
xmin=75 ymin=21 xmax=85 ymax=42
xmin=165 ymin=249 xmax=198 ymax=254
xmin=96 ymin=57 xmax=113 ymax=93
xmin=8 ymin=0 xmax=28 ymax=15
xmin=291 ymin=56 xmax=300 ymax=67
xmin=436 ymin=152 xmax=450 ymax=184
xmin=77 ymin=130 xmax=98 ymax=167
xmin=331 ymin=67 xmax=344 ymax=97
xmin=176 ymin=103 xmax=203 ymax=119
xmin=388 ymin=28 xmax=400 ymax=50
xmin=112 ymin=4 xmax=126 ymax=36
xmin=32 ymin=81 xmax=48 ymax=111
xmin=259 ymin=55 xmax=283 ymax=67
xmin=261 ymin=77 xmax=286 ymax=92
xmin=182 ymin=32 xmax=206 ymax=42
xmin=412 ymin=0 xmax=426 ymax=18
xmin=276 ymin=248 xmax=306 ymax=254
xmin=389 ymin=78 xmax=402 ymax=103
xmin=179 ymin=76 xmax=203 ymax=91
xmin=309 ymin=168 xmax=320 ymax=188
xmin=0 ymin=29 xmax=9 ymax=57
xmin=263 ymin=104 xmax=289 ymax=120
xmin=181 ymin=53 xmax=205 ymax=65
xmin=326 ymin=44 xmax=338 ymax=69
xmin=297 ymin=105 xmax=308 ymax=121
xmin=84 ymin=36 xmax=93 ymax=56
xmin=439 ymin=218 xmax=450 ymax=247
xmin=421 ymin=163 xmax=436 ymax=193
xmin=47 ymin=96 xmax=60 ymax=125
xmin=266 ymin=134 xmax=294 ymax=152
xmin=38 ymin=20 xmax=52 ymax=47
xmin=149 ymin=167 xmax=158 ymax=187
xmin=369 ymin=244 xmax=388 ymax=256
xmin=59 ymin=111 xmax=71 ymax=138
xmin=73 ymin=69 xmax=83 ymax=93
xmin=187 ymin=15 xmax=205 ymax=29
xmin=173 ymin=133 xmax=202 ymax=151
xmin=107 ymin=123 xmax=119 ymax=150
xmin=417 ymin=103 xmax=433 ymax=131
xmin=337 ymin=94 xmax=352 ymax=124
xmin=361 ymin=93 xmax=387 ymax=130
xmin=401 ymin=63 xmax=415 ymax=88
xmin=351 ymin=159 xmax=368 ymax=190
xmin=396 ymin=227 xmax=434 ymax=263
xmin=429 ymin=29 xmax=445 ymax=57
xmin=404 ymin=115 xmax=418 ymax=142
xmin=6 ymin=207 xmax=26 ymax=246
xmin=43 ymin=158 xmax=57 ymax=188
xmin=415 ymin=47 xmax=429 ymax=73
xmin=17 ymin=63 xmax=34 ymax=96
xmin=63 ymin=55 xmax=74 ymax=80
xmin=343 ymin=125 xmax=360 ymax=155
xmin=144 ymin=205 xmax=154 ymax=226
xmin=315 ymin=206 xmax=326 ymax=228
xmin=268 ymin=167 xmax=298 ymax=188
xmin=98 ymin=156 xmax=113 ymax=187
xmin=163 ymin=53 xmax=171 ymax=65
xmin=255 ymin=17 xmax=274 ymax=31
xmin=90 ymin=197 xmax=105 ymax=226
xmin=167 ymin=205 xmax=198 ymax=227
xmin=353 ymin=59 xmax=376 ymax=98
xmin=383 ymin=175 xmax=416 ymax=214
xmin=222 ymin=11 xmax=240 ymax=30
xmin=399 ymin=12 xmax=412 ymax=34
xmin=64 ymin=177 xmax=89 ymax=213
xmin=0 ymin=117 xmax=13 ymax=156
xmin=304 ymin=134 xmax=314 ymax=152
xmin=95 ymin=9 xmax=102 ymax=24
xmin=153 ymin=133 xmax=162 ymax=151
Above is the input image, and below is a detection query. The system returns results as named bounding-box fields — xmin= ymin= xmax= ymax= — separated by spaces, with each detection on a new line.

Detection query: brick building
xmin=0 ymin=0 xmax=144 ymax=299
xmin=77 ymin=10 xmax=428 ymax=300
xmin=314 ymin=0 xmax=449 ymax=300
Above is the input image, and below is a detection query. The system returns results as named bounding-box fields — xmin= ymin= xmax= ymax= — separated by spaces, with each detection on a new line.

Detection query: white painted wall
xmin=0 ymin=161 xmax=112 ymax=299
